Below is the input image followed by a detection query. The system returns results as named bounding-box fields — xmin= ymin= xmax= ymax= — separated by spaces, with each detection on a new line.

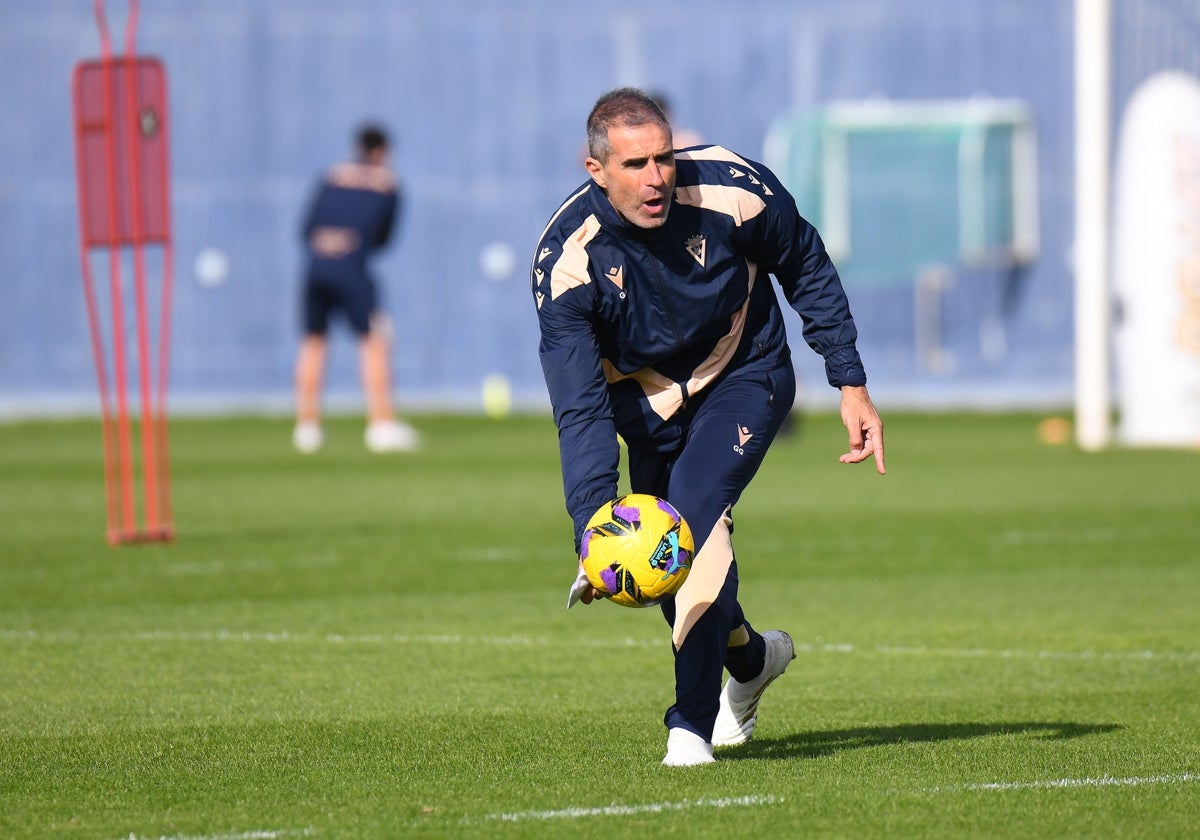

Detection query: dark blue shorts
xmin=302 ymin=274 xmax=377 ymax=337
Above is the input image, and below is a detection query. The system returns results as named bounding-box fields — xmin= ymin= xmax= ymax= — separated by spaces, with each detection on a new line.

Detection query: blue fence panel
xmin=0 ymin=0 xmax=1078 ymax=415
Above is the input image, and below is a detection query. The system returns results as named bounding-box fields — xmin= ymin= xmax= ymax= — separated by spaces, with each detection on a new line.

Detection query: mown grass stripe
xmin=5 ymin=629 xmax=1197 ymax=662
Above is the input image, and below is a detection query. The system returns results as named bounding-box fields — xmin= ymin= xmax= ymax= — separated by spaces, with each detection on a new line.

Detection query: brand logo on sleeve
xmin=533 ymin=268 xmax=546 ymax=307
xmin=729 ymin=166 xmax=773 ymax=196
xmin=748 ymin=172 xmax=773 ymax=196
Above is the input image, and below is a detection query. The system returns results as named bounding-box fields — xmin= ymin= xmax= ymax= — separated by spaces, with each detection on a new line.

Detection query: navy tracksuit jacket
xmin=534 ymin=145 xmax=865 ymax=545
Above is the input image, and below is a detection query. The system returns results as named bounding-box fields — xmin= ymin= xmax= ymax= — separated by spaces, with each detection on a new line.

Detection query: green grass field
xmin=1 ymin=412 xmax=1198 ymax=839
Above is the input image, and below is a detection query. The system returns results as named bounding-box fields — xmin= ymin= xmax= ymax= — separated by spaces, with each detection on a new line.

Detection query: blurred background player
xmin=292 ymin=124 xmax=419 ymax=453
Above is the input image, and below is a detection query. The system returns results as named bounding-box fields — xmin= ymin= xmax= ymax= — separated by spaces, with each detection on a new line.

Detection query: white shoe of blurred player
xmin=364 ymin=419 xmax=419 ymax=453
xmin=712 ymin=629 xmax=795 ymax=747
xmin=662 ymin=727 xmax=715 ymax=766
xmin=292 ymin=421 xmax=323 ymax=454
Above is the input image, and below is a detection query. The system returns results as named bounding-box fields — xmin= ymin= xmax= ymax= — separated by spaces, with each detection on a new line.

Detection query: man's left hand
xmin=838 ymin=385 xmax=886 ymax=475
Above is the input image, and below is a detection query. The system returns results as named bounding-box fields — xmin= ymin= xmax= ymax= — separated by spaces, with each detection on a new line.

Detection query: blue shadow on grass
xmin=720 ymin=721 xmax=1121 ymax=761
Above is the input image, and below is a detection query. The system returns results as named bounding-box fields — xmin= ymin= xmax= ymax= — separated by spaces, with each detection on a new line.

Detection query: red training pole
xmin=72 ymin=0 xmax=175 ymax=544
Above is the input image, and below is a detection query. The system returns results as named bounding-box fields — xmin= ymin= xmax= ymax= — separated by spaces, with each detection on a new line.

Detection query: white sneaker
xmin=712 ymin=629 xmax=795 ymax=747
xmin=365 ymin=420 xmax=419 ymax=453
xmin=662 ymin=727 xmax=715 ymax=766
xmin=292 ymin=421 xmax=323 ymax=454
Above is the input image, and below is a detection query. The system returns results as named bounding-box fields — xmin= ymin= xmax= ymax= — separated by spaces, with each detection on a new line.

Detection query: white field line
xmin=476 ymin=776 xmax=1200 ymax=825
xmin=480 ymin=794 xmax=781 ymax=823
xmin=120 ymin=828 xmax=314 ymax=840
xmin=930 ymin=772 xmax=1200 ymax=793
xmin=4 ymin=629 xmax=1197 ymax=662
xmin=858 ymin=643 xmax=1200 ymax=663
xmin=0 ymin=629 xmax=642 ymax=648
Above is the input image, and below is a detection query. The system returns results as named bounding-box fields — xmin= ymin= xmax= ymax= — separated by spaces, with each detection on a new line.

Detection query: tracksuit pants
xmin=626 ymin=361 xmax=797 ymax=741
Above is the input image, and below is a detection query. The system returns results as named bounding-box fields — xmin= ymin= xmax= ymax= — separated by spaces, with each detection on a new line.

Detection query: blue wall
xmin=0 ymin=0 xmax=1082 ymax=416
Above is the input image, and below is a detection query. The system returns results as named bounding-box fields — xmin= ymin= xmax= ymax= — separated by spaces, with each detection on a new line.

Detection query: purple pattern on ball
xmin=580 ymin=533 xmax=592 ymax=560
xmin=600 ymin=567 xmax=618 ymax=593
xmin=613 ymin=504 xmax=640 ymax=524
xmin=657 ymin=498 xmax=680 ymax=522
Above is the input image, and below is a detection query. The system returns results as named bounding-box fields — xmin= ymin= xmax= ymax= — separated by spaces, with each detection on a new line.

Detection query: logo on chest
xmin=606 ymin=265 xmax=624 ymax=292
xmin=685 ymin=234 xmax=706 ymax=268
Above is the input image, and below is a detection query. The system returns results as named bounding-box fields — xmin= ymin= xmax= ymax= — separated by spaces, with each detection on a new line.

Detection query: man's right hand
xmin=567 ymin=563 xmax=602 ymax=609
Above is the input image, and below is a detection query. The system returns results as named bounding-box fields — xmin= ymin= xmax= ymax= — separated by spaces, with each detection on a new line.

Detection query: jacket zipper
xmin=646 ymin=233 xmax=684 ymax=348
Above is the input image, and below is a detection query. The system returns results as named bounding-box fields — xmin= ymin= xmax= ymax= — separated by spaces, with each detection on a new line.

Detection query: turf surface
xmin=1 ymin=412 xmax=1197 ymax=838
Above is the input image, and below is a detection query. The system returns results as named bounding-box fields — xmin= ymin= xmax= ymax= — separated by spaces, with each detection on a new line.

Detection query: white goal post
xmin=1074 ymin=0 xmax=1113 ymax=451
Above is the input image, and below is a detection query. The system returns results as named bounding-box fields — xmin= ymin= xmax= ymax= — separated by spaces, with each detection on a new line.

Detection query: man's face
xmin=586 ymin=122 xmax=676 ymax=229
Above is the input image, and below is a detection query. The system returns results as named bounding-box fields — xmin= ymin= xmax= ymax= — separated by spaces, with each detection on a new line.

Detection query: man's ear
xmin=584 ymin=156 xmax=607 ymax=189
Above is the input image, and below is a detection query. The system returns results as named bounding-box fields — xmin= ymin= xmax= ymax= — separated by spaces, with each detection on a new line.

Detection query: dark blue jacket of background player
xmin=532 ymin=145 xmax=866 ymax=548
xmin=302 ymin=160 xmax=399 ymax=284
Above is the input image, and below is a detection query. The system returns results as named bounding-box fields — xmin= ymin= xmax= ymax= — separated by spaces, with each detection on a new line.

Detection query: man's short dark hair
xmin=356 ymin=124 xmax=389 ymax=157
xmin=586 ymin=87 xmax=670 ymax=162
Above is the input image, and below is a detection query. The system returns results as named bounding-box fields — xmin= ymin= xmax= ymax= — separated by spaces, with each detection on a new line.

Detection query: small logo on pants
xmin=734 ymin=424 xmax=753 ymax=455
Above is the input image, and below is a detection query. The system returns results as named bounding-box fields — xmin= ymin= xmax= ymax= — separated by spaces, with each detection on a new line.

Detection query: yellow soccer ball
xmin=580 ymin=494 xmax=694 ymax=607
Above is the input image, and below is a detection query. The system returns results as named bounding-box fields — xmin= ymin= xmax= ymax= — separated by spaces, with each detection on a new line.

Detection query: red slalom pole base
xmin=108 ymin=525 xmax=176 ymax=546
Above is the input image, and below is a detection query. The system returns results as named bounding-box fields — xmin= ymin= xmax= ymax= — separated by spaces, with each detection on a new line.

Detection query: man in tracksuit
xmin=532 ymin=88 xmax=886 ymax=766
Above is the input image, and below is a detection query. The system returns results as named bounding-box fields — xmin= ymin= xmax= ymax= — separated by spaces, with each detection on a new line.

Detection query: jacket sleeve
xmin=372 ymin=188 xmax=399 ymax=249
xmin=743 ymin=161 xmax=867 ymax=388
xmin=533 ymin=255 xmax=621 ymax=553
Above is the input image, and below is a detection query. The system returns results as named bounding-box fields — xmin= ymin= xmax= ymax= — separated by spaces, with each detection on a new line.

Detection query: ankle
xmin=724 ymin=631 xmax=766 ymax=682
